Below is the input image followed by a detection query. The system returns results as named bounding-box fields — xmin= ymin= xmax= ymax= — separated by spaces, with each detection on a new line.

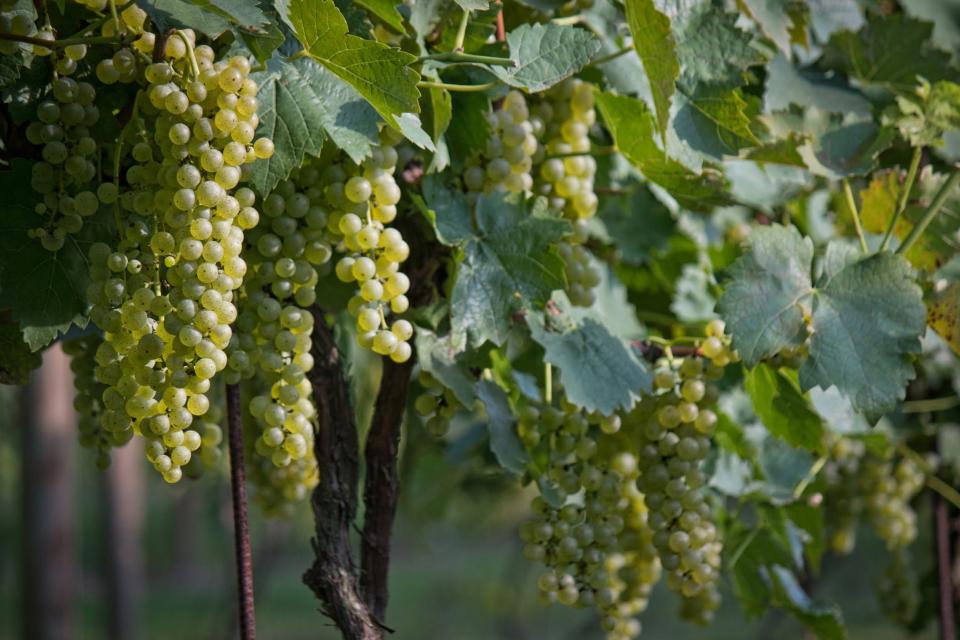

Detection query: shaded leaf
xmin=738 ymin=0 xmax=796 ymax=56
xmin=673 ymin=87 xmax=761 ymax=160
xmin=624 ymin=0 xmax=679 ymax=137
xmin=670 ymin=0 xmax=763 ymax=91
xmin=355 ymin=0 xmax=406 ymax=32
xmin=744 ymin=363 xmax=824 ymax=451
xmin=770 ymin=566 xmax=847 ymax=640
xmin=763 ymin=54 xmax=871 ymax=117
xmin=0 ymin=323 xmax=42 ymax=385
xmin=477 ymin=379 xmax=529 ymax=474
xmin=415 ymin=328 xmax=476 ymax=405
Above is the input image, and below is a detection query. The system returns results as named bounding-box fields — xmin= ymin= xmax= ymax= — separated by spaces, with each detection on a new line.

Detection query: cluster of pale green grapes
xmin=413 ymin=370 xmax=464 ymax=437
xmin=630 ymin=353 xmax=723 ymax=626
xmin=821 ymin=439 xmax=925 ymax=553
xmin=875 ymin=547 xmax=918 ymax=627
xmin=517 ymin=389 xmax=659 ymax=640
xmin=63 ymin=333 xmax=119 ymax=468
xmin=93 ymin=4 xmax=156 ymax=84
xmin=329 ymin=132 xmax=413 ymax=362
xmin=25 ymin=77 xmax=102 ymax=250
xmin=462 ymin=90 xmax=539 ymax=196
xmin=229 ymin=169 xmax=325 ymax=506
xmin=533 ymin=79 xmax=599 ymax=307
xmin=82 ymin=39 xmax=271 ymax=483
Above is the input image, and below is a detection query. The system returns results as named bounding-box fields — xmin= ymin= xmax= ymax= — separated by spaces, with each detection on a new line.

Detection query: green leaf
xmin=770 ymin=566 xmax=847 ymax=640
xmin=0 ymin=323 xmax=42 ymax=385
xmin=492 ymin=23 xmax=600 ymax=93
xmin=476 ymin=379 xmax=529 ymax=474
xmin=624 ymin=0 xmax=679 ymax=137
xmin=279 ymin=0 xmax=420 ymax=126
xmin=237 ymin=20 xmax=285 ymax=63
xmin=824 ymin=13 xmax=952 ymax=91
xmin=355 ymin=0 xmax=406 ymax=32
xmin=595 ymin=91 xmax=732 ymax=212
xmin=394 ymin=112 xmax=436 ymax=151
xmin=738 ymin=0 xmax=795 ymax=56
xmin=798 ymin=253 xmax=925 ymax=422
xmin=450 ymin=194 xmax=568 ymax=348
xmin=418 ymin=174 xmax=474 ymax=245
xmin=139 ymin=0 xmax=239 ymax=37
xmin=528 ymin=313 xmax=650 ymax=414
xmin=902 ymin=0 xmax=960 ymax=55
xmin=673 ymin=87 xmax=761 ymax=160
xmin=0 ymin=162 xmax=113 ymax=350
xmin=763 ymin=54 xmax=871 ymax=117
xmin=597 ymin=184 xmax=675 ymax=264
xmin=800 ymin=121 xmax=894 ymax=179
xmin=668 ymin=0 xmax=762 ymax=91
xmin=718 ymin=224 xmax=813 ymax=366
xmin=744 ymin=363 xmax=824 ymax=451
xmin=415 ymin=328 xmax=476 ymax=405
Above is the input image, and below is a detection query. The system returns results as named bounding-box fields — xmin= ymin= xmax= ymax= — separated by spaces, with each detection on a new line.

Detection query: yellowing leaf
xmin=927 ymin=283 xmax=960 ymax=355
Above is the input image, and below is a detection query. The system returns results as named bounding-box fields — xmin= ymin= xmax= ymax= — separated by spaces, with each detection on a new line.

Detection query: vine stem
xmin=841 ymin=178 xmax=868 ymax=253
xmin=419 ymin=51 xmax=516 ymax=67
xmin=935 ymin=495 xmax=956 ymax=640
xmin=588 ymin=46 xmax=633 ymax=67
xmin=453 ymin=8 xmax=470 ymax=51
xmin=0 ymin=31 xmax=127 ymax=47
xmin=417 ymin=80 xmax=496 ymax=92
xmin=901 ymin=395 xmax=960 ymax=413
xmin=545 ymin=363 xmax=553 ymax=405
xmin=881 ymin=147 xmax=922 ymax=252
xmin=792 ymin=455 xmax=828 ymax=500
xmin=495 ymin=1 xmax=505 ymax=42
xmin=896 ymin=169 xmax=960 ymax=256
xmin=226 ymin=383 xmax=257 ymax=640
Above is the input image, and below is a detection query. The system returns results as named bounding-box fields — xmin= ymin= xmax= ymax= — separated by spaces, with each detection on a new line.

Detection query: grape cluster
xmin=413 ymin=370 xmax=463 ymax=437
xmin=631 ymin=355 xmax=723 ymax=625
xmin=533 ymin=79 xmax=599 ymax=306
xmin=876 ymin=547 xmax=918 ymax=627
xmin=95 ymin=4 xmax=155 ymax=85
xmin=83 ymin=39 xmax=270 ymax=483
xmin=63 ymin=334 xmax=121 ymax=468
xmin=25 ymin=77 xmax=102 ymax=251
xmin=463 ymin=90 xmax=539 ymax=196
xmin=329 ymin=132 xmax=413 ymax=362
xmin=517 ymin=390 xmax=660 ymax=640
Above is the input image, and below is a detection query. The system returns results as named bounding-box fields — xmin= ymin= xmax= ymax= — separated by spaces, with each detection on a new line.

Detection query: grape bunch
xmin=63 ymin=333 xmax=120 ymax=468
xmin=463 ymin=90 xmax=540 ymax=197
xmin=630 ymin=354 xmax=723 ymax=625
xmin=329 ymin=131 xmax=414 ymax=362
xmin=875 ymin=547 xmax=919 ymax=626
xmin=83 ymin=38 xmax=271 ymax=483
xmin=532 ymin=79 xmax=600 ymax=306
xmin=820 ymin=435 xmax=867 ymax=554
xmin=25 ymin=77 xmax=102 ymax=251
xmin=859 ymin=455 xmax=925 ymax=549
xmin=517 ymin=390 xmax=661 ymax=640
xmin=414 ymin=370 xmax=464 ymax=437
xmin=94 ymin=5 xmax=155 ymax=85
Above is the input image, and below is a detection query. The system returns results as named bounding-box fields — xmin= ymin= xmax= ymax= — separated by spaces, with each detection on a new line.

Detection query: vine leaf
xmin=823 ymin=13 xmax=952 ymax=91
xmin=528 ymin=307 xmax=650 ymax=414
xmin=624 ymin=0 xmax=678 ymax=138
xmin=737 ymin=0 xmax=797 ymax=57
xmin=355 ymin=0 xmax=407 ymax=32
xmin=416 ymin=174 xmax=474 ymax=245
xmin=491 ymin=23 xmax=601 ymax=93
xmin=0 ymin=162 xmax=113 ymax=350
xmin=927 ymin=282 xmax=960 ymax=356
xmin=594 ymin=91 xmax=732 ymax=212
xmin=449 ymin=194 xmax=568 ymax=348
xmin=718 ymin=224 xmax=813 ymax=366
xmin=279 ymin=0 xmax=420 ymax=126
xmin=415 ymin=329 xmax=477 ymax=406
xmin=744 ymin=363 xmax=824 ymax=452
xmin=769 ymin=566 xmax=846 ymax=640
xmin=719 ymin=225 xmax=926 ymax=420
xmin=763 ymin=54 xmax=870 ymax=116
xmin=0 ymin=323 xmax=42 ymax=385
xmin=673 ymin=87 xmax=762 ymax=160
xmin=798 ymin=252 xmax=925 ymax=422
xmin=139 ymin=0 xmax=269 ymax=37
xmin=476 ymin=380 xmax=529 ymax=474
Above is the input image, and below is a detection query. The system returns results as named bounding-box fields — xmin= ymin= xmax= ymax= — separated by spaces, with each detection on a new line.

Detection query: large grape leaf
xmin=666 ymin=0 xmax=763 ymax=91
xmin=673 ymin=87 xmax=761 ymax=161
xmin=744 ymin=363 xmax=824 ymax=452
xmin=823 ymin=14 xmax=952 ymax=91
xmin=798 ymin=252 xmax=925 ymax=422
xmin=528 ymin=313 xmax=649 ymax=414
xmin=279 ymin=0 xmax=420 ymax=126
xmin=718 ymin=225 xmax=813 ymax=366
xmin=492 ymin=23 xmax=600 ymax=93
xmin=720 ymin=226 xmax=925 ymax=419
xmin=624 ymin=0 xmax=678 ymax=138
xmin=597 ymin=184 xmax=675 ymax=264
xmin=799 ymin=121 xmax=894 ymax=180
xmin=449 ymin=194 xmax=568 ymax=348
xmin=0 ymin=162 xmax=113 ymax=350
xmin=417 ymin=175 xmax=474 ymax=245
xmin=595 ymin=91 xmax=732 ymax=212
xmin=139 ymin=0 xmax=269 ymax=37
